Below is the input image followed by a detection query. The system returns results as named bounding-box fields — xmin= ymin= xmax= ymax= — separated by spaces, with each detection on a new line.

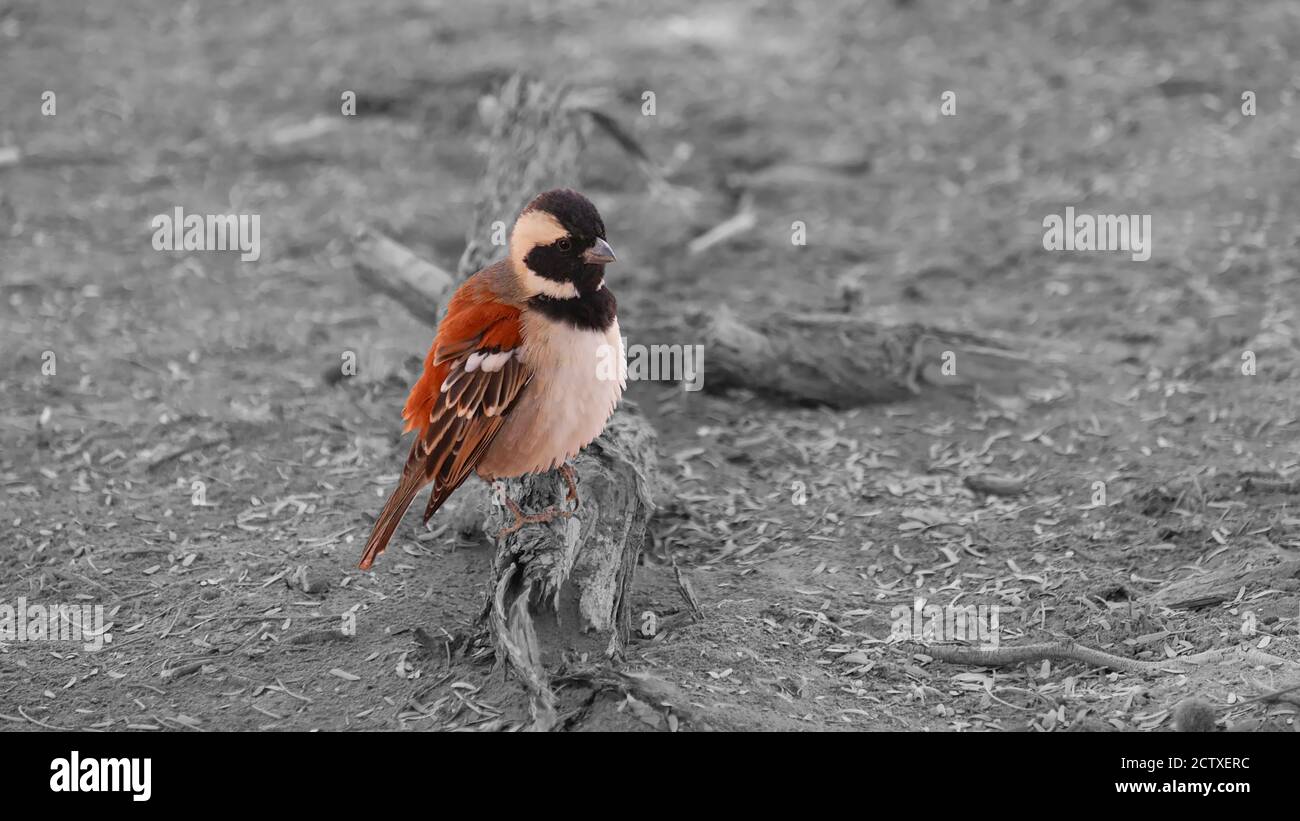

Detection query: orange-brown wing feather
xmin=359 ymin=275 xmax=530 ymax=571
xmin=413 ymin=350 xmax=531 ymax=523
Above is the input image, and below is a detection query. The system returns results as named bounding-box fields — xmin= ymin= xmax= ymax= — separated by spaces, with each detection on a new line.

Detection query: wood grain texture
xmin=700 ymin=305 xmax=1063 ymax=408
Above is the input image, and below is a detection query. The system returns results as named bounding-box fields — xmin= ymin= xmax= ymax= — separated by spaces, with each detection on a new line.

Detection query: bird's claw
xmin=494 ymin=466 xmax=581 ymax=541
xmin=496 ymin=496 xmax=574 ymax=541
xmin=558 ymin=463 xmax=580 ymax=511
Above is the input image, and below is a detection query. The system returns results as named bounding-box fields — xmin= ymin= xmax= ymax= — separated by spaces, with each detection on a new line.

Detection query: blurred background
xmin=4 ymin=0 xmax=1299 ymax=402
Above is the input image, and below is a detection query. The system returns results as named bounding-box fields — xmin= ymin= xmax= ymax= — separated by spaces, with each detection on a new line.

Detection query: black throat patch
xmin=528 ymin=286 xmax=617 ymax=332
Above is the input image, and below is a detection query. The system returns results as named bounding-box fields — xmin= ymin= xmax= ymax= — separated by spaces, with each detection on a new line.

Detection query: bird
xmin=358 ymin=189 xmax=624 ymax=571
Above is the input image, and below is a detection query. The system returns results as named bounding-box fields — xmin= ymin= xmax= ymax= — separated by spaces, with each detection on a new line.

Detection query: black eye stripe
xmin=523 ymin=234 xmax=603 ymax=285
xmin=524 ymin=244 xmax=571 ymax=282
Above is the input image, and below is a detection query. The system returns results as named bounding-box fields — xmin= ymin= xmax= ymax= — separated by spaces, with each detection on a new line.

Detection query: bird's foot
xmin=496 ymin=494 xmax=574 ymax=541
xmin=491 ymin=469 xmax=581 ymax=541
xmin=558 ymin=462 xmax=580 ymax=510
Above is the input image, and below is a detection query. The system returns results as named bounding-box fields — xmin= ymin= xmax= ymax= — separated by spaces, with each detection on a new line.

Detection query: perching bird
xmin=358 ymin=189 xmax=624 ymax=570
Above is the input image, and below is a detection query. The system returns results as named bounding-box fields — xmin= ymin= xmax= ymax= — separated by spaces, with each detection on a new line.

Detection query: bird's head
xmin=509 ymin=188 xmax=616 ymax=300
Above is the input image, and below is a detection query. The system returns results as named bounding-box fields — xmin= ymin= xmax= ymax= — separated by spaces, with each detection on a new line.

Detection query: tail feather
xmin=358 ymin=476 xmax=424 ymax=570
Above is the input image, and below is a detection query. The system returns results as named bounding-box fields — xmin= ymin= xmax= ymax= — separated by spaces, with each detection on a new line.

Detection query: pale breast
xmin=476 ymin=315 xmax=625 ymax=479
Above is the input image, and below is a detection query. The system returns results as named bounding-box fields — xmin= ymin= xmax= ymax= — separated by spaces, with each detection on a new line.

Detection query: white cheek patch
xmin=523 ymin=273 xmax=579 ymax=300
xmin=512 ymin=209 xmax=567 ymax=248
xmin=510 ymin=209 xmax=580 ymax=300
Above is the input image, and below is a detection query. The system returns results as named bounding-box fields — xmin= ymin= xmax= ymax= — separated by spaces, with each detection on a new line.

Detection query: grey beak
xmin=582 ymin=237 xmax=617 ymax=265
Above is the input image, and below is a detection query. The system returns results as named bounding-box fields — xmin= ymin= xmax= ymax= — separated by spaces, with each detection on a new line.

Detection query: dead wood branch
xmin=700 ymin=306 xmax=1060 ymax=408
xmin=1239 ymin=473 xmax=1300 ymax=494
xmin=557 ymin=668 xmax=715 ymax=731
xmin=964 ymin=473 xmax=1028 ymax=496
xmin=352 ymin=227 xmax=457 ymax=326
xmin=1240 ymin=680 xmax=1300 ymax=708
xmin=903 ymin=641 xmax=1297 ymax=675
xmin=686 ymin=195 xmax=755 ymax=256
xmin=1150 ymin=559 xmax=1300 ymax=609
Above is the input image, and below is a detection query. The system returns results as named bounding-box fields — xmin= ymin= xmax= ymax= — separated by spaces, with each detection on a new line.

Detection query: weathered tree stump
xmin=483 ymin=406 xmax=657 ymax=728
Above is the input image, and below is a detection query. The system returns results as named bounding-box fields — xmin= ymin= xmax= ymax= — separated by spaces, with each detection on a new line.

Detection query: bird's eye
xmin=557 ymin=237 xmax=572 ymax=252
